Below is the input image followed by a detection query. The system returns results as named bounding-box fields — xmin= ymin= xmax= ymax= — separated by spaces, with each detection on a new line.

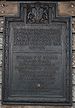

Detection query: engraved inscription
xmin=14 ymin=28 xmax=61 ymax=49
xmin=26 ymin=3 xmax=49 ymax=24
xmin=11 ymin=53 xmax=63 ymax=96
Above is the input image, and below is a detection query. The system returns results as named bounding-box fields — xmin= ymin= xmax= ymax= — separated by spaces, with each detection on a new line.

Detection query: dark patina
xmin=2 ymin=2 xmax=72 ymax=105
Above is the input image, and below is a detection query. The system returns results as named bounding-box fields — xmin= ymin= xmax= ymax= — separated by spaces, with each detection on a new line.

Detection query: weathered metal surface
xmin=2 ymin=2 xmax=72 ymax=105
xmin=0 ymin=2 xmax=18 ymax=16
xmin=58 ymin=2 xmax=75 ymax=16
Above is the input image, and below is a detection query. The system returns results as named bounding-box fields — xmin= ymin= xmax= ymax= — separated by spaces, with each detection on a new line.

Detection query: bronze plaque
xmin=2 ymin=2 xmax=72 ymax=105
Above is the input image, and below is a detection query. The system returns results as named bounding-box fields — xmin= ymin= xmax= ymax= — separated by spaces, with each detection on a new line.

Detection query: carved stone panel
xmin=2 ymin=2 xmax=72 ymax=105
xmin=26 ymin=3 xmax=49 ymax=24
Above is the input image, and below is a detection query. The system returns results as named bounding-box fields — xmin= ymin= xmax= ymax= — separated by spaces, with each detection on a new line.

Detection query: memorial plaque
xmin=2 ymin=2 xmax=72 ymax=105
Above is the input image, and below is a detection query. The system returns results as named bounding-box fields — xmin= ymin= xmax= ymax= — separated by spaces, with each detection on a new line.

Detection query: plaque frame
xmin=2 ymin=2 xmax=72 ymax=105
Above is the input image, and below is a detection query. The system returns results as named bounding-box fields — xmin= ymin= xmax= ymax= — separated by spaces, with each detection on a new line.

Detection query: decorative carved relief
xmin=26 ymin=3 xmax=49 ymax=24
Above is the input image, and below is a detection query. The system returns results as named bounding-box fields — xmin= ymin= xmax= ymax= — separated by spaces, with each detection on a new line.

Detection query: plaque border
xmin=2 ymin=2 xmax=72 ymax=105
